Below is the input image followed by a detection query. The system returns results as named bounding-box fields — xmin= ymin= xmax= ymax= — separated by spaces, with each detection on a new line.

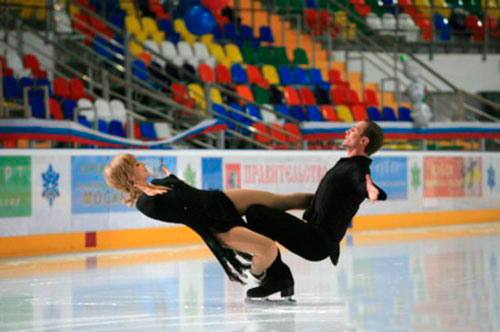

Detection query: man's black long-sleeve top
xmin=303 ymin=155 xmax=387 ymax=266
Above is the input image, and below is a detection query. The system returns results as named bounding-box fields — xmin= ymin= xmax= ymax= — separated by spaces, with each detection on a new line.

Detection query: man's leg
xmin=245 ymin=204 xmax=329 ymax=262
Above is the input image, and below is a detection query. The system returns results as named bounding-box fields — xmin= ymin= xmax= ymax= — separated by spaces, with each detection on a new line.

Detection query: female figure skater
xmin=104 ymin=153 xmax=311 ymax=299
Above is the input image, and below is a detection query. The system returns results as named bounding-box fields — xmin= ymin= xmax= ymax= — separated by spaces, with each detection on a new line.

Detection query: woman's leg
xmin=216 ymin=226 xmax=278 ymax=276
xmin=224 ymin=189 xmax=313 ymax=215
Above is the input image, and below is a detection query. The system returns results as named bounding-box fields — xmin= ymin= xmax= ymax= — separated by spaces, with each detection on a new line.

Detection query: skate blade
xmin=245 ymin=296 xmax=296 ymax=305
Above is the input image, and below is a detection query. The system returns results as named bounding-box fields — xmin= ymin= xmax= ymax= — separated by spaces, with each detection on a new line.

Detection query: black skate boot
xmin=245 ymin=252 xmax=295 ymax=302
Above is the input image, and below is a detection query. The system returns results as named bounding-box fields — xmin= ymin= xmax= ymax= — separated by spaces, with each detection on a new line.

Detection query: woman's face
xmin=131 ymin=157 xmax=151 ymax=182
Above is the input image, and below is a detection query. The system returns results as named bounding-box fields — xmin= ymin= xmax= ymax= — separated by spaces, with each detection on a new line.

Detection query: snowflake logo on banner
xmin=42 ymin=164 xmax=60 ymax=207
xmin=411 ymin=163 xmax=421 ymax=191
xmin=487 ymin=164 xmax=496 ymax=191
xmin=183 ymin=164 xmax=196 ymax=186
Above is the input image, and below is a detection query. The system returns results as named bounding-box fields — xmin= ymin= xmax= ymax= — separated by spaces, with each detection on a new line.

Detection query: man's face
xmin=342 ymin=121 xmax=368 ymax=150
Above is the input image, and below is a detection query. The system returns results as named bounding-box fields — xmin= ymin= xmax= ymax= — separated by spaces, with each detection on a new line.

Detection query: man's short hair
xmin=362 ymin=121 xmax=384 ymax=155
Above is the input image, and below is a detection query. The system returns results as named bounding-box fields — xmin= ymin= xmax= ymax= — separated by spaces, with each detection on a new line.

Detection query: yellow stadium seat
xmin=134 ymin=31 xmax=148 ymax=42
xmin=20 ymin=0 xmax=35 ymax=19
xmin=434 ymin=0 xmax=451 ymax=17
xmin=187 ymin=83 xmax=207 ymax=113
xmin=152 ymin=31 xmax=165 ymax=45
xmin=262 ymin=65 xmax=280 ymax=85
xmin=336 ymin=105 xmax=354 ymax=121
xmin=129 ymin=40 xmax=143 ymax=57
xmin=69 ymin=4 xmax=79 ymax=15
xmin=36 ymin=7 xmax=47 ymax=22
xmin=334 ymin=11 xmax=348 ymax=27
xmin=209 ymin=43 xmax=228 ymax=63
xmin=201 ymin=34 xmax=214 ymax=46
xmin=414 ymin=0 xmax=432 ymax=17
xmin=225 ymin=44 xmax=243 ymax=63
xmin=141 ymin=17 xmax=156 ymax=34
xmin=182 ymin=32 xmax=197 ymax=45
xmin=125 ymin=16 xmax=142 ymax=34
xmin=174 ymin=19 xmax=188 ymax=34
xmin=210 ymin=87 xmax=224 ymax=104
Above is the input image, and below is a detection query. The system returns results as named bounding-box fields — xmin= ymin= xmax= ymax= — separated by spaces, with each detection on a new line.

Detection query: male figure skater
xmin=244 ymin=120 xmax=387 ymax=300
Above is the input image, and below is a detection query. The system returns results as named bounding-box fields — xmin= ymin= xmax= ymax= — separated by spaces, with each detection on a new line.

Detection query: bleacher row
xmin=296 ymin=0 xmax=500 ymax=41
xmin=0 ymin=50 xmax=171 ymax=141
xmin=71 ymin=2 xmax=412 ymax=120
xmin=1 ymin=0 xmax=417 ymax=147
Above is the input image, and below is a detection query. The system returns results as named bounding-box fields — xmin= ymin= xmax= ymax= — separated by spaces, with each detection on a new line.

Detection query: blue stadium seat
xmin=433 ymin=14 xmax=452 ymax=41
xmin=240 ymin=25 xmax=259 ymax=47
xmin=231 ymin=64 xmax=248 ymax=84
xmin=212 ymin=103 xmax=235 ymax=130
xmin=132 ymin=60 xmax=149 ymax=80
xmin=278 ymin=66 xmax=293 ymax=85
xmin=109 ymin=120 xmax=126 ymax=137
xmin=367 ymin=107 xmax=382 ymax=121
xmin=293 ymin=67 xmax=310 ymax=85
xmin=306 ymin=0 xmax=317 ymax=7
xmin=223 ymin=23 xmax=238 ymax=41
xmin=275 ymin=104 xmax=292 ymax=119
xmin=382 ymin=106 xmax=398 ymax=121
xmin=98 ymin=119 xmax=110 ymax=134
xmin=61 ymin=99 xmax=77 ymax=120
xmin=3 ymin=76 xmax=20 ymax=99
xmin=259 ymin=26 xmax=274 ymax=43
xmin=94 ymin=35 xmax=113 ymax=58
xmin=308 ymin=68 xmax=327 ymax=85
xmin=306 ymin=105 xmax=324 ymax=121
xmin=229 ymin=103 xmax=253 ymax=135
xmin=398 ymin=106 xmax=413 ymax=121
xmin=245 ymin=104 xmax=263 ymax=120
xmin=140 ymin=122 xmax=157 ymax=139
xmin=28 ymin=92 xmax=46 ymax=118
xmin=19 ymin=77 xmax=35 ymax=96
xmin=35 ymin=78 xmax=52 ymax=96
xmin=78 ymin=115 xmax=92 ymax=128
xmin=290 ymin=105 xmax=307 ymax=122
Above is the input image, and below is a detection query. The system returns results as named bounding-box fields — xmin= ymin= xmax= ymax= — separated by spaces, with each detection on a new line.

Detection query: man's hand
xmin=134 ymin=182 xmax=171 ymax=196
xmin=366 ymin=174 xmax=379 ymax=202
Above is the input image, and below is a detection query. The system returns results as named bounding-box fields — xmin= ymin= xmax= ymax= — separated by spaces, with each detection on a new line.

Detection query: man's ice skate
xmin=245 ymin=251 xmax=295 ymax=303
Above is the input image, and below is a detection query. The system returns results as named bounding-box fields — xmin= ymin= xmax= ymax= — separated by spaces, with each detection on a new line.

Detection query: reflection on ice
xmin=0 ymin=225 xmax=498 ymax=332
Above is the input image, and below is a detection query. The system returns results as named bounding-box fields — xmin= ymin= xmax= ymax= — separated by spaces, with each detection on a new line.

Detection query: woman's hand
xmin=134 ymin=182 xmax=171 ymax=196
xmin=366 ymin=174 xmax=379 ymax=202
xmin=162 ymin=166 xmax=172 ymax=176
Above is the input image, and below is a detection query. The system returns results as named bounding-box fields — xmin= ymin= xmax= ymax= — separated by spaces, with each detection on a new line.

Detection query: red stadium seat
xmin=328 ymin=69 xmax=349 ymax=87
xmin=246 ymin=65 xmax=269 ymax=88
xmin=53 ymin=77 xmax=71 ymax=99
xmin=351 ymin=104 xmax=368 ymax=121
xmin=320 ymin=105 xmax=339 ymax=121
xmin=330 ymin=86 xmax=349 ymax=105
xmin=171 ymin=82 xmax=195 ymax=109
xmin=364 ymin=88 xmax=379 ymax=107
xmin=284 ymin=122 xmax=302 ymax=148
xmin=252 ymin=122 xmax=272 ymax=144
xmin=269 ymin=122 xmax=288 ymax=149
xmin=235 ymin=85 xmax=255 ymax=104
xmin=215 ymin=64 xmax=232 ymax=84
xmin=69 ymin=78 xmax=86 ymax=100
xmin=283 ymin=86 xmax=301 ymax=105
xmin=49 ymin=98 xmax=64 ymax=120
xmin=198 ymin=63 xmax=215 ymax=83
xmin=298 ymin=87 xmax=316 ymax=105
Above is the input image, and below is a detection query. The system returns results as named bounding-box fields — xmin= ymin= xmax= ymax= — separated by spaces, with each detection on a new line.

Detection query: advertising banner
xmin=71 ymin=155 xmax=176 ymax=214
xmin=424 ymin=157 xmax=465 ymax=198
xmin=371 ymin=157 xmax=408 ymax=200
xmin=0 ymin=156 xmax=31 ymax=217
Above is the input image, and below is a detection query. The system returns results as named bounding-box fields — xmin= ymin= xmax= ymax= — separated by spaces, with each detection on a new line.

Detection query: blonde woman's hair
xmin=104 ymin=153 xmax=143 ymax=207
